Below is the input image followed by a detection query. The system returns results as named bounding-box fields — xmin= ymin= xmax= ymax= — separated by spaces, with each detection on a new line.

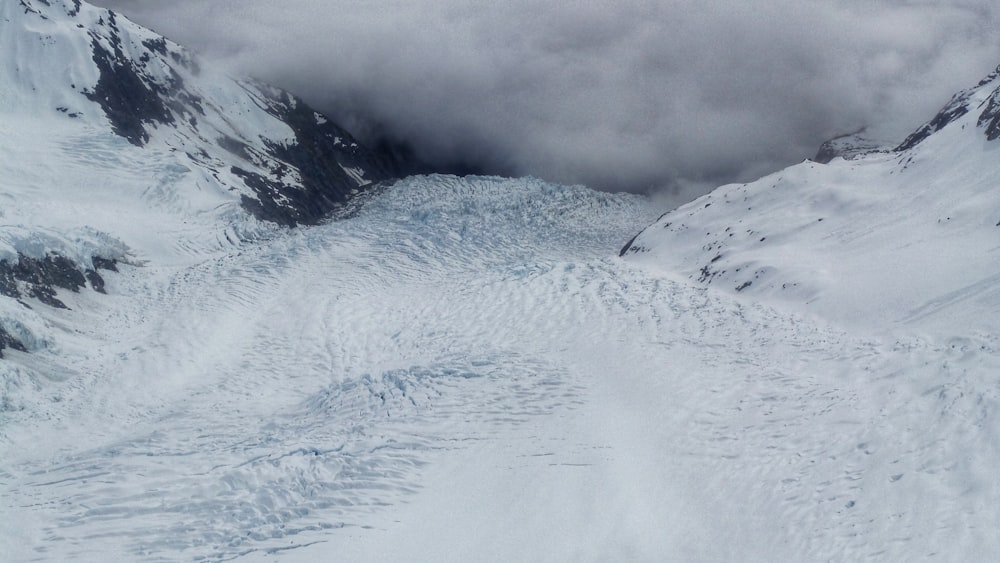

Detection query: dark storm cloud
xmin=93 ymin=0 xmax=1000 ymax=200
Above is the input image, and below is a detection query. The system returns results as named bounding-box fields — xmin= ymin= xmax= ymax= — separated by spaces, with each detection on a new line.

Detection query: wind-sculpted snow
xmin=2 ymin=174 xmax=1000 ymax=561
xmin=12 ymin=356 xmax=574 ymax=560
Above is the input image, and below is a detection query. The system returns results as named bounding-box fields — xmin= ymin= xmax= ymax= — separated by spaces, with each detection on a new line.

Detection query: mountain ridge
xmin=0 ymin=0 xmax=403 ymax=362
xmin=6 ymin=0 xmax=397 ymax=228
xmin=622 ymin=63 xmax=1000 ymax=333
xmin=3 ymin=2 xmax=1000 ymax=560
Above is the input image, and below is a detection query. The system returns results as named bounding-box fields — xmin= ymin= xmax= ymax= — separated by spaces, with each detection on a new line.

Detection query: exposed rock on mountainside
xmin=897 ymin=64 xmax=1000 ymax=151
xmin=812 ymin=128 xmax=886 ymax=164
xmin=622 ymin=63 xmax=1000 ymax=332
xmin=0 ymin=0 xmax=408 ymax=361
xmin=0 ymin=252 xmax=115 ymax=310
xmin=9 ymin=0 xmax=397 ymax=227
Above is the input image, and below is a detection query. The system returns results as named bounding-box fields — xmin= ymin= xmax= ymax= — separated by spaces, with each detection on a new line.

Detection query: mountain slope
xmin=4 ymin=0 xmax=395 ymax=229
xmin=622 ymin=64 xmax=1000 ymax=334
xmin=0 ymin=0 xmax=397 ymax=364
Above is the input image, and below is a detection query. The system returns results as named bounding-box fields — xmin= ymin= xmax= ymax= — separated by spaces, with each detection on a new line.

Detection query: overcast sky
xmin=93 ymin=0 xmax=1000 ymax=200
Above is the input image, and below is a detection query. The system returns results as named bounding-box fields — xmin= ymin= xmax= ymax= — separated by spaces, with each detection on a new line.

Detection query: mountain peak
xmin=896 ymin=63 xmax=1000 ymax=151
xmin=812 ymin=128 xmax=888 ymax=164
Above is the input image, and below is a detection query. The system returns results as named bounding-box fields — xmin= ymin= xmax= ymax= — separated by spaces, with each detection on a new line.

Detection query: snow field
xmin=2 ymin=174 xmax=999 ymax=561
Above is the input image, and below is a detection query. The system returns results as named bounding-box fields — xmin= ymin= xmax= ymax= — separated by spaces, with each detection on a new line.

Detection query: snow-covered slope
xmin=623 ymin=65 xmax=1000 ymax=334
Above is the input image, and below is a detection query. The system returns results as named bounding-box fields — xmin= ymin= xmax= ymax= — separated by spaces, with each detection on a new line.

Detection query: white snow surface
xmin=624 ymin=69 xmax=1000 ymax=337
xmin=2 ymin=163 xmax=999 ymax=561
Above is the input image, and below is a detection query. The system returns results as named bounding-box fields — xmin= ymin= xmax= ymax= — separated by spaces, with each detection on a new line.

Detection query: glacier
xmin=3 ymin=1 xmax=1000 ymax=562
xmin=9 ymin=171 xmax=999 ymax=561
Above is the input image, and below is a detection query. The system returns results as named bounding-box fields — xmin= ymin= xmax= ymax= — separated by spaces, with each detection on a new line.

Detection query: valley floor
xmin=2 ymin=176 xmax=998 ymax=561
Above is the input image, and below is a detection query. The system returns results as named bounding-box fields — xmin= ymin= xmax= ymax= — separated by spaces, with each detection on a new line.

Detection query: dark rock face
xmin=896 ymin=93 xmax=972 ymax=152
xmin=86 ymin=40 xmax=171 ymax=146
xmin=896 ymin=65 xmax=1000 ymax=151
xmin=618 ymin=233 xmax=641 ymax=257
xmin=0 ymin=326 xmax=27 ymax=359
xmin=83 ymin=11 xmax=203 ymax=147
xmin=0 ymin=253 xmax=115 ymax=310
xmin=0 ymin=251 xmax=116 ymax=357
xmin=979 ymin=88 xmax=1000 ymax=142
xmin=224 ymin=85 xmax=397 ymax=226
xmin=83 ymin=12 xmax=205 ymax=147
xmin=813 ymin=129 xmax=884 ymax=164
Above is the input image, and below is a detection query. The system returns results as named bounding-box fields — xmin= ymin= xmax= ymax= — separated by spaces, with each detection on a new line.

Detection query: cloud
xmin=92 ymin=0 xmax=1000 ymax=200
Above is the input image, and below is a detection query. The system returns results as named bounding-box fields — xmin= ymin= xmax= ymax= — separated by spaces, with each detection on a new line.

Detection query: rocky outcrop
xmin=0 ymin=253 xmax=116 ymax=310
xmin=897 ymin=65 xmax=1000 ymax=151
xmin=979 ymin=85 xmax=1000 ymax=142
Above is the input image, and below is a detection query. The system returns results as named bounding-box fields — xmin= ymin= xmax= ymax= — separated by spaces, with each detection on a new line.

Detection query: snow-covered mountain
xmin=0 ymin=0 xmax=397 ymax=358
xmin=4 ymin=0 xmax=394 ymax=227
xmin=623 ymin=65 xmax=1000 ymax=333
xmin=3 ymin=1 xmax=1000 ymax=561
xmin=811 ymin=128 xmax=889 ymax=164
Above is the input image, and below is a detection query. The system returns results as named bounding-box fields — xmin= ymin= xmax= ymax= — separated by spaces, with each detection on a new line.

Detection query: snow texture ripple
xmin=2 ymin=174 xmax=999 ymax=561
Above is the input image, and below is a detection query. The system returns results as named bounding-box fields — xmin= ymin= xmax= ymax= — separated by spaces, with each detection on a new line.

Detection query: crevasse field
xmin=3 ymin=168 xmax=999 ymax=561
